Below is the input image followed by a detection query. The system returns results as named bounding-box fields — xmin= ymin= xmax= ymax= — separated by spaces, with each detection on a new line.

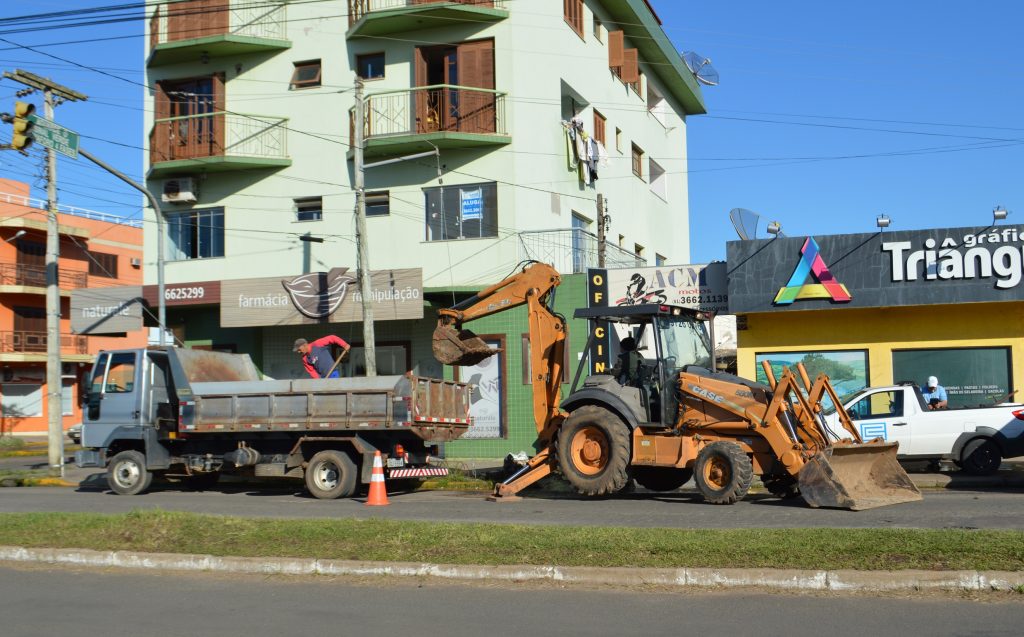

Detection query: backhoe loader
xmin=433 ymin=261 xmax=921 ymax=510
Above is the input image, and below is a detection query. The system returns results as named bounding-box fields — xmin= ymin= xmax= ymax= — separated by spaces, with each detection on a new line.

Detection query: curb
xmin=2 ymin=546 xmax=1022 ymax=593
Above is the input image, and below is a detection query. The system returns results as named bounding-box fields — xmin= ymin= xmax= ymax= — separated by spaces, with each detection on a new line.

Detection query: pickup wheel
xmin=557 ymin=406 xmax=632 ymax=497
xmin=632 ymin=467 xmax=693 ymax=492
xmin=305 ymin=450 xmax=358 ymax=500
xmin=960 ymin=439 xmax=1001 ymax=476
xmin=694 ymin=441 xmax=753 ymax=505
xmin=107 ymin=450 xmax=153 ymax=496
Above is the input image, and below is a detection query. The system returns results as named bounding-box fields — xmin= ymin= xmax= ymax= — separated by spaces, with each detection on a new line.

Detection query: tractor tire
xmin=107 ymin=450 xmax=153 ymax=496
xmin=632 ymin=467 xmax=693 ymax=492
xmin=305 ymin=450 xmax=358 ymax=500
xmin=960 ymin=439 xmax=1001 ymax=476
xmin=762 ymin=475 xmax=801 ymax=500
xmin=694 ymin=441 xmax=753 ymax=505
xmin=557 ymin=405 xmax=632 ymax=497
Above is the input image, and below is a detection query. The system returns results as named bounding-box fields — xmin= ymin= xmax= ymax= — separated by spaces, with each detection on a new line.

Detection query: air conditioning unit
xmin=162 ymin=177 xmax=198 ymax=204
xmin=130 ymin=257 xmax=141 ymax=267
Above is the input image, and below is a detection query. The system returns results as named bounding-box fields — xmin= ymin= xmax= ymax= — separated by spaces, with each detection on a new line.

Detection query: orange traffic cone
xmin=365 ymin=450 xmax=389 ymax=506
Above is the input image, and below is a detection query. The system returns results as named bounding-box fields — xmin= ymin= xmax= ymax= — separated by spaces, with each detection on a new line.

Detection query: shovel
xmin=432 ymin=322 xmax=498 ymax=366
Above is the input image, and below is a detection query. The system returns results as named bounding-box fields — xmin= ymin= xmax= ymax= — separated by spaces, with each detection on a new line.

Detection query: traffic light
xmin=10 ymin=101 xmax=35 ymax=151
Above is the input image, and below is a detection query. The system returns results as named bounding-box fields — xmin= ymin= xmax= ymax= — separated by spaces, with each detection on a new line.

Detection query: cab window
xmin=103 ymin=353 xmax=136 ymax=394
xmin=848 ymin=390 xmax=903 ymax=420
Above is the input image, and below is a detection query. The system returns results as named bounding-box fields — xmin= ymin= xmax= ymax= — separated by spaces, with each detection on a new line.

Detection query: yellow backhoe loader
xmin=433 ymin=261 xmax=921 ymax=510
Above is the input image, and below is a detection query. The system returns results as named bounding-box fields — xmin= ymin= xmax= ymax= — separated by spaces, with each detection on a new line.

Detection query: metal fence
xmin=151 ymin=1 xmax=287 ymax=47
xmin=0 ymin=191 xmax=142 ymax=228
xmin=150 ymin=112 xmax=288 ymax=164
xmin=364 ymin=85 xmax=507 ymax=139
xmin=518 ymin=229 xmax=647 ymax=274
xmin=0 ymin=263 xmax=88 ymax=289
xmin=349 ymin=0 xmax=506 ymax=25
xmin=0 ymin=331 xmax=88 ymax=354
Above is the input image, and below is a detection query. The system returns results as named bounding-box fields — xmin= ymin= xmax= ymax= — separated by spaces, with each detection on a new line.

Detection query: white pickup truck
xmin=830 ymin=383 xmax=1024 ymax=475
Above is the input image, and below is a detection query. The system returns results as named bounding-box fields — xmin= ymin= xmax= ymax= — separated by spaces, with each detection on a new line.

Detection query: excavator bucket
xmin=797 ymin=442 xmax=922 ymax=511
xmin=432 ymin=324 xmax=497 ymax=366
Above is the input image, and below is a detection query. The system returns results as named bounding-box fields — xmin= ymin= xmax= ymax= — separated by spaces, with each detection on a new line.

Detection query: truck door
xmin=85 ymin=351 xmax=143 ymax=429
xmin=845 ymin=389 xmax=913 ymax=454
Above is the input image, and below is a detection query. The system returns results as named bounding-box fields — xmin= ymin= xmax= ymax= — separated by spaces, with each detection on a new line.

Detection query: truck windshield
xmin=656 ymin=316 xmax=712 ymax=371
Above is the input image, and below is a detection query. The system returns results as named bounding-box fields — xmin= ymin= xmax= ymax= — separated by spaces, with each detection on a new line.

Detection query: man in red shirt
xmin=294 ymin=335 xmax=351 ymax=378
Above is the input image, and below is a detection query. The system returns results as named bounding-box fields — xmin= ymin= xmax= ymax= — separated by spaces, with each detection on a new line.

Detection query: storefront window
xmin=1 ymin=384 xmax=43 ymax=418
xmin=892 ymin=347 xmax=1012 ymax=408
xmin=341 ymin=345 xmax=409 ymax=376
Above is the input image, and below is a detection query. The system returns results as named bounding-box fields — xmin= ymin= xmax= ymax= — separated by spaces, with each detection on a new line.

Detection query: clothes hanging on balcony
xmin=587 ymin=137 xmax=600 ymax=182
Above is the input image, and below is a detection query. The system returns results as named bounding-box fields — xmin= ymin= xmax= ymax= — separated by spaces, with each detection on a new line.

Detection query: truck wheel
xmin=960 ymin=439 xmax=1001 ymax=476
xmin=557 ymin=405 xmax=631 ymax=497
xmin=694 ymin=441 xmax=753 ymax=505
xmin=107 ymin=450 xmax=153 ymax=496
xmin=305 ymin=450 xmax=358 ymax=500
xmin=632 ymin=467 xmax=693 ymax=492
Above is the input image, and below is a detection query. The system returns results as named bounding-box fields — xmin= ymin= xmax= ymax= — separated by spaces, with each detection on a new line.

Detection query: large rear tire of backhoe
xmin=633 ymin=467 xmax=693 ymax=492
xmin=694 ymin=441 xmax=753 ymax=505
xmin=557 ymin=405 xmax=632 ymax=497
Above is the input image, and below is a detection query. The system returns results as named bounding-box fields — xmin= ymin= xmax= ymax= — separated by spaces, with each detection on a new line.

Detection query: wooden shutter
xmin=608 ymin=30 xmax=624 ymax=68
xmin=456 ymin=39 xmax=496 ymax=134
xmin=212 ymin=72 xmax=226 ymax=155
xmin=414 ymin=47 xmax=429 ymax=133
xmin=593 ymin=110 xmax=606 ymax=145
xmin=621 ymin=49 xmax=639 ymax=83
xmin=152 ymin=82 xmax=171 ymax=163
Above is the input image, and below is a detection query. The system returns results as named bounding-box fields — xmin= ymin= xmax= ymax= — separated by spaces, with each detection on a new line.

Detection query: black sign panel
xmin=727 ymin=224 xmax=1024 ymax=313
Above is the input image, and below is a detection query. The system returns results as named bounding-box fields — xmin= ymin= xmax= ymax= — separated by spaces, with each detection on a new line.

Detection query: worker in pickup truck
xmin=922 ymin=375 xmax=948 ymax=410
xmin=294 ymin=335 xmax=350 ymax=379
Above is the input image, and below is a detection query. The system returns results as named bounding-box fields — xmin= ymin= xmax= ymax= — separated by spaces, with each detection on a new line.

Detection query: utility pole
xmin=3 ymin=70 xmax=86 ymax=476
xmin=597 ymin=194 xmax=607 ymax=268
xmin=353 ymin=79 xmax=377 ymax=376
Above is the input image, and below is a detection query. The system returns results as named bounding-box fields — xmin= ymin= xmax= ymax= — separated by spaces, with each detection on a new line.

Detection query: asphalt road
xmin=1 ymin=565 xmax=1021 ymax=637
xmin=3 ymin=480 xmax=1024 ymax=529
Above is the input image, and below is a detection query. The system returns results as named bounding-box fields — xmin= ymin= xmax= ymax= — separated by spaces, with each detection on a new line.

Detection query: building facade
xmin=0 ymin=179 xmax=146 ymax=435
xmin=727 ymin=225 xmax=1024 ymax=408
xmin=139 ymin=0 xmax=705 ymax=456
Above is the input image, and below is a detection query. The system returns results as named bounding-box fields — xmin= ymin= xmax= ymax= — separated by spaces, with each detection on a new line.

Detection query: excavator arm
xmin=432 ymin=262 xmax=568 ymax=499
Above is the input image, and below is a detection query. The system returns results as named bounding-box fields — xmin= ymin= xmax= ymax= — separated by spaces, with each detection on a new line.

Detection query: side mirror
xmin=86 ymin=388 xmax=102 ymax=421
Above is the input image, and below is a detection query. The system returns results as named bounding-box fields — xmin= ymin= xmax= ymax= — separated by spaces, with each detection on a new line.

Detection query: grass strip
xmin=0 ymin=510 xmax=1021 ymax=571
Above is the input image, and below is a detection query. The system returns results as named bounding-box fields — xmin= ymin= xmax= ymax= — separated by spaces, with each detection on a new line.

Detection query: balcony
xmin=148 ymin=112 xmax=291 ymax=177
xmin=0 ymin=331 xmax=91 ymax=363
xmin=347 ymin=1 xmax=509 ymax=38
xmin=358 ymin=85 xmax=510 ymax=157
xmin=518 ymin=229 xmax=647 ymax=275
xmin=148 ymin=0 xmax=290 ymax=67
xmin=0 ymin=263 xmax=87 ymax=296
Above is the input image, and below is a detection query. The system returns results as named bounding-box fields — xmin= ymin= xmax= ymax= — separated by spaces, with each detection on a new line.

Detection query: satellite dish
xmin=729 ymin=208 xmax=761 ymax=240
xmin=682 ymin=51 xmax=719 ymax=86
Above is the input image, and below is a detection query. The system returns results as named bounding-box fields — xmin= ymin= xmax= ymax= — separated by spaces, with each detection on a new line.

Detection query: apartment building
xmin=0 ymin=178 xmax=146 ymax=435
xmin=138 ymin=0 xmax=706 ymax=454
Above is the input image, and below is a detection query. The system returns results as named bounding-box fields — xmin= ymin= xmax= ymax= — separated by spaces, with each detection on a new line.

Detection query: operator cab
xmin=571 ymin=304 xmax=713 ymax=425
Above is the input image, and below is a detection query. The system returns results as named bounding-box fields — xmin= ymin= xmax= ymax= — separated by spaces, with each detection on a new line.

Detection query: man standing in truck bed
xmin=294 ymin=335 xmax=351 ymax=378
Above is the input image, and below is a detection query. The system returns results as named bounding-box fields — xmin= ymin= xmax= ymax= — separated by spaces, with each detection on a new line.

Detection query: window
xmin=104 ymin=353 xmax=136 ymax=394
xmin=571 ymin=213 xmax=592 ymax=273
xmin=87 ymin=251 xmax=118 ymax=278
xmin=62 ymin=380 xmax=74 ymax=416
xmin=848 ymin=391 xmax=904 ymax=420
xmin=593 ymin=14 xmax=603 ymax=41
xmin=615 ymin=127 xmax=622 ymax=152
xmin=630 ymin=71 xmax=643 ymax=97
xmin=341 ymin=344 xmax=409 ymax=377
xmin=593 ymin=109 xmax=606 ymax=145
xmin=1 ymin=384 xmax=42 ymax=418
xmin=167 ymin=207 xmax=224 ymax=260
xmin=648 ymin=84 xmax=668 ymax=127
xmin=365 ymin=191 xmax=390 ymax=217
xmin=655 ymin=253 xmax=667 ymax=267
xmin=425 ymin=182 xmax=498 ymax=241
xmin=631 ymin=144 xmax=644 ymax=179
xmin=649 ymin=159 xmax=667 ymax=201
xmin=295 ymin=197 xmax=322 ymax=222
xmin=356 ymin=52 xmax=385 ymax=80
xmin=634 ymin=243 xmax=645 ymax=259
xmin=290 ymin=60 xmax=321 ymax=89
xmin=618 ymin=234 xmax=625 ymax=248
xmin=564 ymin=0 xmax=584 ymax=37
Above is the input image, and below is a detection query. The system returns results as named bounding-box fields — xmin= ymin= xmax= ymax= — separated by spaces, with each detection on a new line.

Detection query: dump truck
xmin=433 ymin=261 xmax=921 ymax=510
xmin=75 ymin=347 xmax=471 ymax=498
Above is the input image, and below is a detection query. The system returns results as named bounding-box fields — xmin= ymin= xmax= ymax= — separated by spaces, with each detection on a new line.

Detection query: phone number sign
xmin=142 ymin=280 xmax=221 ymax=307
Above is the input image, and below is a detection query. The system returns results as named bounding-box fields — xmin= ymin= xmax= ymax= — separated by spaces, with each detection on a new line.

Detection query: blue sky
xmin=1 ymin=2 xmax=1022 ymax=264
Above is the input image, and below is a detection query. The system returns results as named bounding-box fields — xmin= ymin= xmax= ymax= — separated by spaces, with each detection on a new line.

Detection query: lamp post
xmin=876 ymin=214 xmax=891 ymax=230
xmin=2 ymin=229 xmax=26 ymax=243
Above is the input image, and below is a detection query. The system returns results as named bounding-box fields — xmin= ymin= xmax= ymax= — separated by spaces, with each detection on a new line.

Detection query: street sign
xmin=27 ymin=114 xmax=79 ymax=159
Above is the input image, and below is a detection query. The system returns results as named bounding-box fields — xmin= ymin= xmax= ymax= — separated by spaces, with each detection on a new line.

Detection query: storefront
xmin=727 ymin=224 xmax=1024 ymax=407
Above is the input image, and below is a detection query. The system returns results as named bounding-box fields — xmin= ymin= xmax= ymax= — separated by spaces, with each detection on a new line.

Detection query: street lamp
xmin=876 ymin=214 xmax=891 ymax=230
xmin=3 ymin=229 xmax=26 ymax=243
xmin=993 ymin=206 xmax=1009 ymax=222
xmin=766 ymin=221 xmax=782 ymax=236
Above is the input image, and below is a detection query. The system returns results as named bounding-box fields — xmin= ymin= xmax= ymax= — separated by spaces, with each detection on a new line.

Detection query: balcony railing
xmin=0 ymin=263 xmax=88 ymax=290
xmin=518 ymin=229 xmax=648 ymax=275
xmin=363 ymin=85 xmax=507 ymax=139
xmin=348 ymin=0 xmax=506 ymax=26
xmin=0 ymin=331 xmax=88 ymax=355
xmin=149 ymin=112 xmax=288 ymax=166
xmin=150 ymin=0 xmax=287 ymax=50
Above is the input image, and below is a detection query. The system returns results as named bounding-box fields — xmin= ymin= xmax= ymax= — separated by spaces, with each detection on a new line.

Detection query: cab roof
xmin=573 ymin=304 xmax=706 ymax=323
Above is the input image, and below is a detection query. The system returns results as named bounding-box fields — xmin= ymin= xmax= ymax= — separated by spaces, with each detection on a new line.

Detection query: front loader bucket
xmin=432 ymin=324 xmax=497 ymax=366
xmin=798 ymin=442 xmax=922 ymax=511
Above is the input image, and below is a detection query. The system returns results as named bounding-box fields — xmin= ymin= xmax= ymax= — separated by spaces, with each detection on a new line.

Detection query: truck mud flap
xmin=432 ymin=325 xmax=497 ymax=366
xmin=798 ymin=442 xmax=922 ymax=511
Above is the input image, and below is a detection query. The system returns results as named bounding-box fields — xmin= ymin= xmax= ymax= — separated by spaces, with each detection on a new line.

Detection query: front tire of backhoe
xmin=557 ymin=405 xmax=632 ymax=497
xmin=694 ymin=441 xmax=753 ymax=505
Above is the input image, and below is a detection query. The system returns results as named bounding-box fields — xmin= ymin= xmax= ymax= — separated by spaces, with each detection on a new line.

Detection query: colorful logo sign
xmin=774 ymin=238 xmax=852 ymax=305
